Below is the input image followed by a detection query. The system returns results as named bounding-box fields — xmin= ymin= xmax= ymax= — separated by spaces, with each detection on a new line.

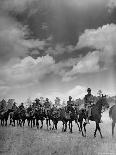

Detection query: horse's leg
xmin=33 ymin=118 xmax=35 ymax=127
xmin=97 ymin=123 xmax=103 ymax=138
xmin=5 ymin=119 xmax=7 ymax=126
xmin=46 ymin=119 xmax=48 ymax=130
xmin=79 ymin=121 xmax=84 ymax=137
xmin=64 ymin=121 xmax=67 ymax=132
xmin=55 ymin=121 xmax=58 ymax=130
xmin=36 ymin=119 xmax=39 ymax=129
xmin=94 ymin=122 xmax=98 ymax=138
xmin=112 ymin=121 xmax=115 ymax=137
xmin=14 ymin=119 xmax=15 ymax=127
xmin=27 ymin=119 xmax=30 ymax=126
xmin=49 ymin=119 xmax=51 ymax=130
xmin=68 ymin=122 xmax=70 ymax=130
xmin=70 ymin=121 xmax=73 ymax=133
xmin=40 ymin=120 xmax=43 ymax=129
xmin=62 ymin=121 xmax=64 ymax=132
xmin=83 ymin=122 xmax=87 ymax=137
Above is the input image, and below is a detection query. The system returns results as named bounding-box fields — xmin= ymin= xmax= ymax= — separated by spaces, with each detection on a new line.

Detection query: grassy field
xmin=0 ymin=110 xmax=116 ymax=155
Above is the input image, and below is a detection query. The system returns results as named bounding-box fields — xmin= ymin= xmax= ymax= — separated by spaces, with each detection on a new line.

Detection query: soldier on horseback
xmin=27 ymin=105 xmax=33 ymax=113
xmin=84 ymin=88 xmax=94 ymax=124
xmin=19 ymin=103 xmax=25 ymax=113
xmin=35 ymin=98 xmax=42 ymax=108
xmin=11 ymin=102 xmax=18 ymax=111
xmin=44 ymin=98 xmax=51 ymax=115
xmin=67 ymin=96 xmax=74 ymax=113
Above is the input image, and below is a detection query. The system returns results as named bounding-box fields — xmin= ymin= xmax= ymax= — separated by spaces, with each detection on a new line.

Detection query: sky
xmin=0 ymin=0 xmax=116 ymax=103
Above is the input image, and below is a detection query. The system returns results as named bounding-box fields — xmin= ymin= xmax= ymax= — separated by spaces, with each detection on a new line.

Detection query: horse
xmin=26 ymin=110 xmax=35 ymax=128
xmin=34 ymin=107 xmax=45 ymax=129
xmin=109 ymin=104 xmax=116 ymax=137
xmin=57 ymin=106 xmax=77 ymax=133
xmin=0 ymin=109 xmax=13 ymax=126
xmin=19 ymin=109 xmax=27 ymax=127
xmin=9 ymin=109 xmax=22 ymax=127
xmin=78 ymin=95 xmax=109 ymax=138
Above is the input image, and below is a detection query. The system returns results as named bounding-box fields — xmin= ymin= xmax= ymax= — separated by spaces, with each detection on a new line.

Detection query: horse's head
xmin=96 ymin=94 xmax=109 ymax=111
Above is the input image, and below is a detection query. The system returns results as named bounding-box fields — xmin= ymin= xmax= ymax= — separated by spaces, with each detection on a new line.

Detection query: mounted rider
xmin=19 ymin=102 xmax=25 ymax=113
xmin=84 ymin=88 xmax=94 ymax=124
xmin=35 ymin=98 xmax=42 ymax=108
xmin=27 ymin=104 xmax=33 ymax=114
xmin=43 ymin=98 xmax=51 ymax=115
xmin=67 ymin=96 xmax=74 ymax=113
xmin=11 ymin=102 xmax=18 ymax=112
xmin=0 ymin=99 xmax=7 ymax=113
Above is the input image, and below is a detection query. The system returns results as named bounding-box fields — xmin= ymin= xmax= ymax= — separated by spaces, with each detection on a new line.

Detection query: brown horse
xmin=109 ymin=104 xmax=116 ymax=137
xmin=79 ymin=95 xmax=109 ymax=138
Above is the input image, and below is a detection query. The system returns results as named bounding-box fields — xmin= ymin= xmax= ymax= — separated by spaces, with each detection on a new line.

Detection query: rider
xmin=12 ymin=102 xmax=18 ymax=111
xmin=84 ymin=88 xmax=94 ymax=124
xmin=67 ymin=96 xmax=74 ymax=113
xmin=35 ymin=98 xmax=42 ymax=108
xmin=19 ymin=102 xmax=25 ymax=112
xmin=27 ymin=104 xmax=32 ymax=113
xmin=44 ymin=98 xmax=51 ymax=115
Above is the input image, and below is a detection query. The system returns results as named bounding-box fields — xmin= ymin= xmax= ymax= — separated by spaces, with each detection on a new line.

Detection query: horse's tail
xmin=109 ymin=106 xmax=114 ymax=119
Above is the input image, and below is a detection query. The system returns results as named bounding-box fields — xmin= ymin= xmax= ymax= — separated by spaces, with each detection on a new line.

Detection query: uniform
xmin=67 ymin=96 xmax=74 ymax=112
xmin=84 ymin=88 xmax=94 ymax=123
xmin=44 ymin=99 xmax=51 ymax=115
xmin=84 ymin=94 xmax=94 ymax=117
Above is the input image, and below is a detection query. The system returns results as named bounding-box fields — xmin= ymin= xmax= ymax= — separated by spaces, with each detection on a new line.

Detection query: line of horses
xmin=1 ymin=95 xmax=116 ymax=138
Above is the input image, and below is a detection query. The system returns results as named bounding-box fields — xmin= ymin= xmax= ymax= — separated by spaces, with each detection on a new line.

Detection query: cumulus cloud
xmin=61 ymin=24 xmax=116 ymax=82
xmin=0 ymin=13 xmax=46 ymax=64
xmin=77 ymin=24 xmax=116 ymax=67
xmin=0 ymin=55 xmax=55 ymax=88
xmin=62 ymin=51 xmax=101 ymax=82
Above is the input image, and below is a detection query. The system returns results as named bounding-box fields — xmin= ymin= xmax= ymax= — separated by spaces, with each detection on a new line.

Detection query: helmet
xmin=87 ymin=88 xmax=91 ymax=92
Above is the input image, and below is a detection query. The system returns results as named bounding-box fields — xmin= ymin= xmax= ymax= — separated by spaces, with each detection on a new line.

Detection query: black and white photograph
xmin=0 ymin=0 xmax=116 ymax=155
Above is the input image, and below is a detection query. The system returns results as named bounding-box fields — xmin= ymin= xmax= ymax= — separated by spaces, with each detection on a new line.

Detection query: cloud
xmin=0 ymin=55 xmax=55 ymax=88
xmin=76 ymin=24 xmax=116 ymax=67
xmin=62 ymin=51 xmax=101 ymax=82
xmin=107 ymin=0 xmax=116 ymax=12
xmin=0 ymin=13 xmax=47 ymax=64
xmin=1 ymin=0 xmax=39 ymax=14
xmin=45 ymin=44 xmax=75 ymax=56
xmin=66 ymin=85 xmax=87 ymax=99
xmin=61 ymin=24 xmax=116 ymax=82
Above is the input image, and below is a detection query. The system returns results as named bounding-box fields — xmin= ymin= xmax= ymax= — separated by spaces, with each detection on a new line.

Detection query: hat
xmin=87 ymin=88 xmax=91 ymax=92
xmin=69 ymin=96 xmax=72 ymax=99
xmin=46 ymin=98 xmax=49 ymax=101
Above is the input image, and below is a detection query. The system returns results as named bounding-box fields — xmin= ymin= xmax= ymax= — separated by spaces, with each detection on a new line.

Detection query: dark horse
xmin=9 ymin=110 xmax=22 ymax=127
xmin=109 ymin=104 xmax=116 ymax=137
xmin=34 ymin=107 xmax=45 ymax=129
xmin=26 ymin=110 xmax=35 ymax=128
xmin=78 ymin=95 xmax=109 ymax=138
xmin=56 ymin=106 xmax=77 ymax=133
xmin=0 ymin=109 xmax=13 ymax=126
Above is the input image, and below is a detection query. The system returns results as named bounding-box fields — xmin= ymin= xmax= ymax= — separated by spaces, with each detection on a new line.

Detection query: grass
xmin=0 ymin=110 xmax=116 ymax=155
